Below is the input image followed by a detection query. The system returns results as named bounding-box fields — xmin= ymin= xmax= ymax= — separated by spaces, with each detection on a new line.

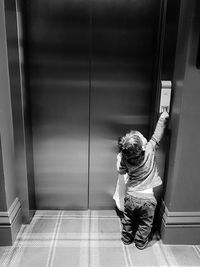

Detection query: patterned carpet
xmin=0 ymin=210 xmax=200 ymax=267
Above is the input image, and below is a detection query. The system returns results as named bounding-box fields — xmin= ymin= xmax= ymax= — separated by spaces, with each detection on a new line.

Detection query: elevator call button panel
xmin=159 ymin=80 xmax=172 ymax=113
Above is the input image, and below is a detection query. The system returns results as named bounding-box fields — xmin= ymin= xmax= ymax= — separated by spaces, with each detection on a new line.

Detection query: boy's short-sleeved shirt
xmin=119 ymin=140 xmax=162 ymax=196
xmin=118 ymin=115 xmax=168 ymax=195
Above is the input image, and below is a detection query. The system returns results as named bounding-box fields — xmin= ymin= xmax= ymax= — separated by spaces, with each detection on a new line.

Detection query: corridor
xmin=0 ymin=210 xmax=200 ymax=267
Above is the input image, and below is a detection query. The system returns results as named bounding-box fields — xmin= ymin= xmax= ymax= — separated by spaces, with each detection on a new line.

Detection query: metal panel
xmin=89 ymin=0 xmax=161 ymax=208
xmin=27 ymin=0 xmax=90 ymax=209
xmin=26 ymin=0 xmax=162 ymax=209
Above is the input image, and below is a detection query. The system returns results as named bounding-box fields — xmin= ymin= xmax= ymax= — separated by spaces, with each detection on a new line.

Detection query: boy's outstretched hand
xmin=160 ymin=110 xmax=169 ymax=120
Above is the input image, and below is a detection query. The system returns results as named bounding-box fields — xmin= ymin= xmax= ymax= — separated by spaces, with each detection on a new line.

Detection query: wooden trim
xmin=160 ymin=201 xmax=200 ymax=244
xmin=161 ymin=201 xmax=200 ymax=225
xmin=0 ymin=198 xmax=21 ymax=225
xmin=0 ymin=198 xmax=22 ymax=245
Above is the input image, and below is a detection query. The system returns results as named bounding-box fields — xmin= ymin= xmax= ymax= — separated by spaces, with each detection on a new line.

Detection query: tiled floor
xmin=0 ymin=210 xmax=200 ymax=267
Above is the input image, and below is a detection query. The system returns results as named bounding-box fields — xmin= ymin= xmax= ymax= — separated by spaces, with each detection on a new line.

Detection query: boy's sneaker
xmin=121 ymin=237 xmax=133 ymax=245
xmin=135 ymin=239 xmax=149 ymax=250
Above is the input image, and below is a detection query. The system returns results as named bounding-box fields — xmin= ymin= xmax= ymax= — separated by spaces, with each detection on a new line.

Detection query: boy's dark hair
xmin=120 ymin=131 xmax=145 ymax=165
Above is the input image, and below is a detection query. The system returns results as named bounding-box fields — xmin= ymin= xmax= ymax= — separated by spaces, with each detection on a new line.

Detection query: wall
xmin=0 ymin=0 xmax=16 ymax=209
xmin=0 ymin=0 xmax=36 ymax=245
xmin=0 ymin=0 xmax=22 ymax=245
xmin=161 ymin=0 xmax=180 ymax=80
xmin=161 ymin=0 xmax=200 ymax=244
xmin=0 ymin=0 xmax=35 ymax=245
xmin=4 ymin=0 xmax=36 ymax=223
xmin=0 ymin=140 xmax=7 ymax=211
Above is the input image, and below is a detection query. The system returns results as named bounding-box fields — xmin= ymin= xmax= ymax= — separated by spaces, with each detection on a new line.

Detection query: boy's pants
xmin=121 ymin=195 xmax=157 ymax=246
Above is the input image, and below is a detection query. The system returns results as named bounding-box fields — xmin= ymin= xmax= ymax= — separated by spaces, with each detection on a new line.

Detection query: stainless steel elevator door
xmin=25 ymin=0 xmax=161 ymax=209
xmin=89 ymin=0 xmax=161 ymax=208
xmin=27 ymin=0 xmax=90 ymax=209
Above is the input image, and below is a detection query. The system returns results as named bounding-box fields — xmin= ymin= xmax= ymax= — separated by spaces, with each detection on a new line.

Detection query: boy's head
xmin=120 ymin=131 xmax=147 ymax=161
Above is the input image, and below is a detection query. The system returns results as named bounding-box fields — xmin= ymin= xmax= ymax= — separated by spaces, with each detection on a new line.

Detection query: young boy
xmin=117 ymin=111 xmax=169 ymax=249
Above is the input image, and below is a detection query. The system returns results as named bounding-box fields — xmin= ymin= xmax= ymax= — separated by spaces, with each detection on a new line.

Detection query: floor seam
xmin=45 ymin=211 xmax=63 ymax=267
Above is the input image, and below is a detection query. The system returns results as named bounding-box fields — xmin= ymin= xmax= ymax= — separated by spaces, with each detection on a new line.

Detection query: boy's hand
xmin=160 ymin=111 xmax=169 ymax=120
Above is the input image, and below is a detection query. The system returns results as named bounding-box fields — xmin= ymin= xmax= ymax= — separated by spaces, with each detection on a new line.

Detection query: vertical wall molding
xmin=0 ymin=198 xmax=22 ymax=246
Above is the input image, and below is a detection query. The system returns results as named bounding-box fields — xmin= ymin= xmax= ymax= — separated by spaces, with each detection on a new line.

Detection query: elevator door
xmin=26 ymin=0 xmax=90 ymax=209
xmin=89 ymin=0 xmax=161 ymax=208
xmin=25 ymin=0 xmax=161 ymax=209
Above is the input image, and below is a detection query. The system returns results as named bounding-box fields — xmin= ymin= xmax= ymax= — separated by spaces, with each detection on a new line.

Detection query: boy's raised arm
xmin=150 ymin=111 xmax=169 ymax=148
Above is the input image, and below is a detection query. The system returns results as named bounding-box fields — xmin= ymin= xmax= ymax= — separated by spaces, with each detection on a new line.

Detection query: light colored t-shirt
xmin=118 ymin=116 xmax=167 ymax=199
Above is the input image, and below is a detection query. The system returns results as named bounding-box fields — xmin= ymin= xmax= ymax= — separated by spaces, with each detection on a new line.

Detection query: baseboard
xmin=160 ymin=201 xmax=200 ymax=244
xmin=0 ymin=198 xmax=22 ymax=246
